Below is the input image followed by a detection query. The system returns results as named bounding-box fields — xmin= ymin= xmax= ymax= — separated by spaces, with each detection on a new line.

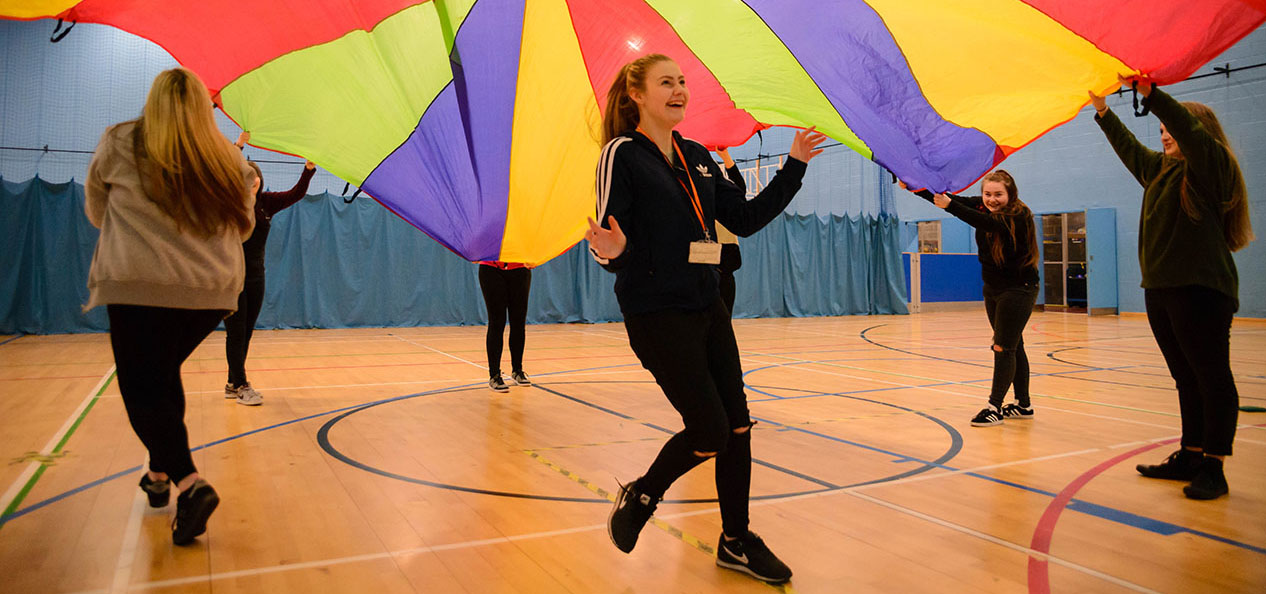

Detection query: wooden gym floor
xmin=0 ymin=311 xmax=1263 ymax=593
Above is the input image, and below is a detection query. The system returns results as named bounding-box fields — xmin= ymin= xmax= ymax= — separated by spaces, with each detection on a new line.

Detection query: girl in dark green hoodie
xmin=1091 ymin=79 xmax=1254 ymax=500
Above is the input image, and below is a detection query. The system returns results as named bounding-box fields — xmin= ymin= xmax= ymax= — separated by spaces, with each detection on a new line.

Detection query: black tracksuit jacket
xmin=593 ymin=129 xmax=807 ymax=316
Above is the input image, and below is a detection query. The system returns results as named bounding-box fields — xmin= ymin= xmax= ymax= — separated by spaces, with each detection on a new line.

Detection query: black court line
xmin=531 ymin=384 xmax=838 ymax=489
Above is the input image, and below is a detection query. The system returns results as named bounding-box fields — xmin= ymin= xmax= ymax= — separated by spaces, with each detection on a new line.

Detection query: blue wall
xmin=896 ymin=26 xmax=1266 ymax=317
xmin=3 ymin=19 xmax=1264 ymax=319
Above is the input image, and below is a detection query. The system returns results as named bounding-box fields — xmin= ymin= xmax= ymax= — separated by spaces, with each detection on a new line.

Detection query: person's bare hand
xmin=586 ymin=215 xmax=626 ymax=260
xmin=1088 ymin=91 xmax=1108 ymax=115
xmin=789 ymin=127 xmax=828 ymax=163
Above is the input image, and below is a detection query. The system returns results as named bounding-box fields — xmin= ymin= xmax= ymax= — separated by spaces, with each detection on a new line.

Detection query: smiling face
xmin=981 ymin=180 xmax=1011 ymax=213
xmin=1159 ymin=123 xmax=1181 ymax=158
xmin=629 ymin=59 xmax=689 ymax=130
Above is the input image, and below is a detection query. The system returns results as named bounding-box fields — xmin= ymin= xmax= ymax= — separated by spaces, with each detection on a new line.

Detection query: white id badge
xmin=688 ymin=240 xmax=722 ymax=265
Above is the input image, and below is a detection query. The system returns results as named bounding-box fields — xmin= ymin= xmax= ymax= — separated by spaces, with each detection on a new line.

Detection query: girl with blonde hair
xmin=85 ymin=67 xmax=258 ymax=544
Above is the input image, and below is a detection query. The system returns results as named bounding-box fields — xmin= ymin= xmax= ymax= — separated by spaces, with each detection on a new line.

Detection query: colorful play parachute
xmin=3 ymin=1 xmax=1263 ymax=265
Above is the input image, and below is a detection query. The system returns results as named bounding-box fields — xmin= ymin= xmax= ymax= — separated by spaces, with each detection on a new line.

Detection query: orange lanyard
xmin=638 ymin=127 xmax=710 ymax=241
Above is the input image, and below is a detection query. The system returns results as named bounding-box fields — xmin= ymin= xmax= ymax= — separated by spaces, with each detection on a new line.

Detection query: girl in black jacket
xmin=903 ymin=170 xmax=1040 ymax=427
xmin=224 ymin=131 xmax=315 ymax=406
xmin=586 ymin=53 xmax=825 ymax=585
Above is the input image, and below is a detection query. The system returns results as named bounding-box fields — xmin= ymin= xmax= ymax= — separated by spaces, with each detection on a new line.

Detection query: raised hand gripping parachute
xmin=4 ymin=0 xmax=1262 ymax=265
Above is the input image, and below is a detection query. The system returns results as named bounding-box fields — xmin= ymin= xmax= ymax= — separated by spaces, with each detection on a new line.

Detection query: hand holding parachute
xmin=4 ymin=0 xmax=1261 ymax=265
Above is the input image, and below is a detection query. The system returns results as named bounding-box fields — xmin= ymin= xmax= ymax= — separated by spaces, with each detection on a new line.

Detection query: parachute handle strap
xmin=341 ymin=182 xmax=361 ymax=204
xmin=51 ymin=19 xmax=76 ymax=43
xmin=1131 ymin=81 xmax=1150 ymax=117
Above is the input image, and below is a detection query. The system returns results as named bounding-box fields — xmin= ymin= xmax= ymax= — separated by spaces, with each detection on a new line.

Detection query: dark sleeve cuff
xmin=780 ymin=157 xmax=808 ymax=180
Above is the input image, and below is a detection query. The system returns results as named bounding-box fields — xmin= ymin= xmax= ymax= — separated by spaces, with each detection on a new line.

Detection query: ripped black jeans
xmin=983 ymin=282 xmax=1038 ymax=409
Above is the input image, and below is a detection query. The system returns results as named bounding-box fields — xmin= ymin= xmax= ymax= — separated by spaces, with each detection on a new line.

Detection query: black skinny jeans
xmin=108 ymin=305 xmax=226 ymax=483
xmin=983 ymin=283 xmax=1038 ymax=408
xmin=1145 ymin=286 xmax=1239 ymax=456
xmin=478 ymin=265 xmax=531 ymax=377
xmin=224 ymin=276 xmax=266 ymax=387
xmin=624 ymin=298 xmax=753 ymax=537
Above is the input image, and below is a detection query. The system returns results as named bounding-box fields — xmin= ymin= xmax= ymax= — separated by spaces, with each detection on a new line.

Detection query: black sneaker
xmin=510 ymin=370 xmax=531 ymax=386
xmin=1001 ymin=403 xmax=1034 ymax=419
xmin=715 ymin=531 xmax=793 ymax=584
xmin=489 ymin=375 xmax=509 ymax=392
xmin=1183 ymin=457 xmax=1229 ymax=500
xmin=139 ymin=474 xmax=170 ymax=508
xmin=970 ymin=406 xmax=1003 ymax=427
xmin=1137 ymin=449 xmax=1202 ymax=481
xmin=608 ymin=478 xmax=657 ymax=553
xmin=172 ymin=479 xmax=219 ymax=546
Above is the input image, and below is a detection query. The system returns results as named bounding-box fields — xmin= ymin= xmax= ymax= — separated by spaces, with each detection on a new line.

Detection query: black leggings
xmin=107 ymin=305 xmax=226 ymax=483
xmin=478 ymin=265 xmax=531 ymax=376
xmin=983 ymin=283 xmax=1038 ymax=408
xmin=224 ymin=277 xmax=265 ymax=387
xmin=624 ymin=299 xmax=752 ymax=537
xmin=1145 ymin=286 xmax=1239 ymax=456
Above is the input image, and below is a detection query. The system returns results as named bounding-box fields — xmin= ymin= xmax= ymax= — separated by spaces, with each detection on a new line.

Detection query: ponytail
xmin=601 ymin=54 xmax=672 ymax=145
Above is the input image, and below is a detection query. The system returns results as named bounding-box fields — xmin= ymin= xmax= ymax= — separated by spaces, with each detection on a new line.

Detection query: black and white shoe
xmin=510 ymin=370 xmax=532 ymax=386
xmin=489 ymin=375 xmax=509 ymax=392
xmin=1001 ymin=403 xmax=1034 ymax=420
xmin=608 ymin=478 xmax=657 ymax=553
xmin=139 ymin=474 xmax=170 ymax=508
xmin=715 ymin=531 xmax=793 ymax=584
xmin=172 ymin=479 xmax=219 ymax=545
xmin=971 ymin=406 xmax=1004 ymax=427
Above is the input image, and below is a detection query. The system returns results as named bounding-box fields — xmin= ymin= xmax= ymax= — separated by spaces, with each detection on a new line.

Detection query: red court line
xmin=1026 ymin=438 xmax=1177 ymax=594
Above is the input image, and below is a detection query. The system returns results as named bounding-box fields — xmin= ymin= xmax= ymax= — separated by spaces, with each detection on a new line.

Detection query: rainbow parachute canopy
xmin=4 ymin=0 xmax=1263 ymax=265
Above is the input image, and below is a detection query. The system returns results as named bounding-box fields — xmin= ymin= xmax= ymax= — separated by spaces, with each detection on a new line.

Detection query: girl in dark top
xmin=903 ymin=170 xmax=1040 ymax=427
xmin=586 ymin=53 xmax=826 ymax=585
xmin=224 ymin=131 xmax=316 ymax=406
xmin=714 ymin=147 xmax=746 ymax=316
xmin=1090 ymin=78 xmax=1253 ymax=500
xmin=477 ymin=261 xmax=532 ymax=392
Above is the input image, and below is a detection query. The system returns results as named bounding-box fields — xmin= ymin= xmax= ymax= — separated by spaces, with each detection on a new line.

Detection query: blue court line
xmin=748 ymin=410 xmax=1266 ymax=554
xmin=6 ymin=353 xmax=1261 ymax=557
xmin=0 ymin=362 xmax=643 ymax=527
xmin=0 ymin=334 xmax=24 ymax=347
xmin=741 ymin=349 xmax=1265 ymax=555
xmin=0 ymin=384 xmax=477 ymax=527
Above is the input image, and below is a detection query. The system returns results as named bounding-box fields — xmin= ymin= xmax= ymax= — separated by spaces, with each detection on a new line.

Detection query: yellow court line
xmin=524 ymin=450 xmax=798 ymax=593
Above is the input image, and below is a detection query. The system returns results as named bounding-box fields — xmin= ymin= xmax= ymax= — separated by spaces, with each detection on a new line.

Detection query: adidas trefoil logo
xmin=695 ymin=164 xmax=712 ymax=177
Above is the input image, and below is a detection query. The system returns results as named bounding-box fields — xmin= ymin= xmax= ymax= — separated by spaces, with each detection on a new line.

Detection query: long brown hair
xmin=980 ymin=170 xmax=1038 ymax=270
xmin=601 ymin=53 xmax=673 ymax=145
xmin=1177 ymin=102 xmax=1254 ymax=252
xmin=134 ymin=68 xmax=252 ymax=236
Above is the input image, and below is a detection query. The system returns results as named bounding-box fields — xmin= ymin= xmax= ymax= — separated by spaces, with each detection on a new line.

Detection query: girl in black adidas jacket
xmin=586 ymin=53 xmax=825 ymax=585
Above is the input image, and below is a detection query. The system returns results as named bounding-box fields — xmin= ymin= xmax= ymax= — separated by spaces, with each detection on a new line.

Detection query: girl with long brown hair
xmin=85 ymin=67 xmax=258 ymax=544
xmin=902 ymin=170 xmax=1041 ymax=427
xmin=1091 ymin=78 xmax=1252 ymax=500
xmin=587 ymin=53 xmax=826 ymax=585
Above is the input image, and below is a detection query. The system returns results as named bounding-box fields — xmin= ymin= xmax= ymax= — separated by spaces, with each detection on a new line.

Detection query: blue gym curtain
xmin=1 ymin=177 xmax=907 ymax=334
